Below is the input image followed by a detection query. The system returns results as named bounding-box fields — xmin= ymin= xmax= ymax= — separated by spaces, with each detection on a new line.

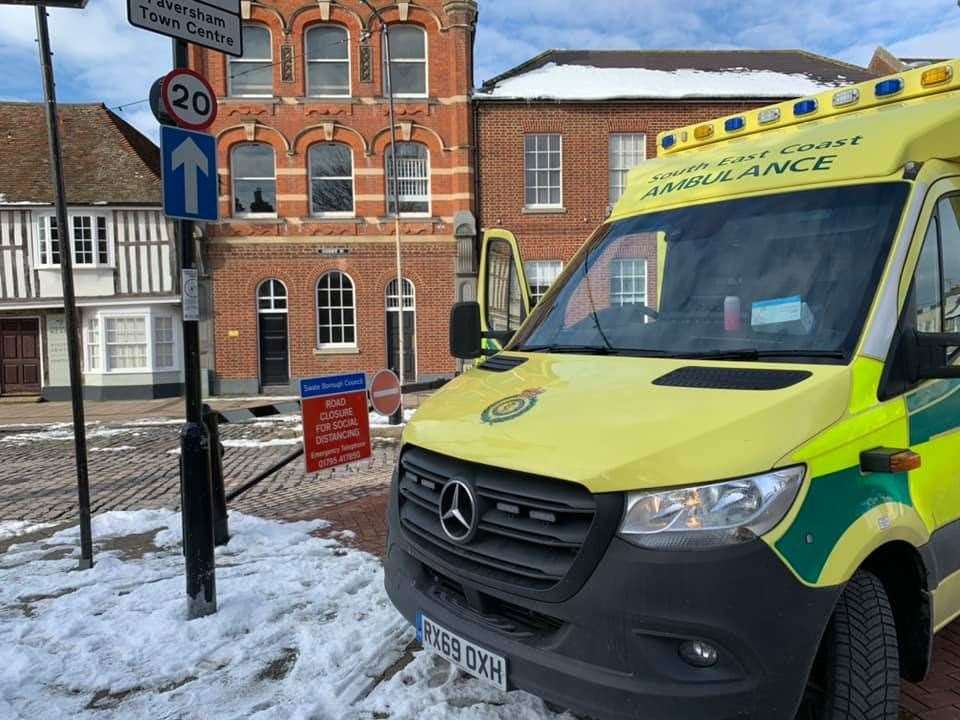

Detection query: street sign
xmin=126 ymin=0 xmax=243 ymax=56
xmin=0 ymin=0 xmax=88 ymax=6
xmin=369 ymin=369 xmax=402 ymax=417
xmin=301 ymin=373 xmax=372 ymax=473
xmin=160 ymin=125 xmax=219 ymax=222
xmin=162 ymin=68 xmax=218 ymax=131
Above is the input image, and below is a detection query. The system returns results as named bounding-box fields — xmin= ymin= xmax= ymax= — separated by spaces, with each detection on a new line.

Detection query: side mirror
xmin=913 ymin=331 xmax=960 ymax=380
xmin=450 ymin=302 xmax=482 ymax=359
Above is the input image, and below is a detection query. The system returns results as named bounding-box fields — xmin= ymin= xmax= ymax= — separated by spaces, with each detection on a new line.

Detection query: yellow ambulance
xmin=384 ymin=61 xmax=960 ymax=720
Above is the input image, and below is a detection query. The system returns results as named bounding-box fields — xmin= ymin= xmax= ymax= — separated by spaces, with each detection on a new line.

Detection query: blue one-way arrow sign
xmin=161 ymin=125 xmax=218 ymax=222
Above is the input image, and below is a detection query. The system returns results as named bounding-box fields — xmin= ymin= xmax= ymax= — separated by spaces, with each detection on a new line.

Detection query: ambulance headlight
xmin=618 ymin=466 xmax=805 ymax=550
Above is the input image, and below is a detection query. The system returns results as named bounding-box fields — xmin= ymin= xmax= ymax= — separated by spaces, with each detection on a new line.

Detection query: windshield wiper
xmin=519 ymin=344 xmax=616 ymax=355
xmin=667 ymin=349 xmax=847 ymax=361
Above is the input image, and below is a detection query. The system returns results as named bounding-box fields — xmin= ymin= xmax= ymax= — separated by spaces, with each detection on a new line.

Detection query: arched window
xmin=232 ymin=143 xmax=277 ymax=217
xmin=385 ymin=142 xmax=429 ymax=216
xmin=387 ymin=25 xmax=427 ymax=97
xmin=257 ymin=279 xmax=288 ymax=312
xmin=385 ymin=277 xmax=415 ymax=310
xmin=306 ymin=25 xmax=350 ymax=97
xmin=317 ymin=271 xmax=356 ymax=347
xmin=309 ymin=143 xmax=354 ymax=216
xmin=229 ymin=25 xmax=273 ymax=97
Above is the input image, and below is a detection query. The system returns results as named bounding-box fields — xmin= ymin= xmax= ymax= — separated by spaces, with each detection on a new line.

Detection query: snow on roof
xmin=478 ymin=62 xmax=848 ymax=101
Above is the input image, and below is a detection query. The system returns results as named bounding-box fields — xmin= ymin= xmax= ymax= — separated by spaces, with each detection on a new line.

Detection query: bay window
xmin=83 ymin=310 xmax=179 ymax=374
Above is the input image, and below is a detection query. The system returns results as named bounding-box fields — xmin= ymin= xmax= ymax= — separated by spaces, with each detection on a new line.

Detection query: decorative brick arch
xmin=293 ymin=123 xmax=369 ymax=157
xmin=217 ymin=124 xmax=291 ymax=156
xmin=367 ymin=3 xmax=444 ymax=31
xmin=249 ymin=1 xmax=290 ymax=33
xmin=370 ymin=123 xmax=448 ymax=155
xmin=289 ymin=3 xmax=365 ymax=35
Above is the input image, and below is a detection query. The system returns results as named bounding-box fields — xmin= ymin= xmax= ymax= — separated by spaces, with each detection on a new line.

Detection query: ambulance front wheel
xmin=799 ymin=570 xmax=900 ymax=720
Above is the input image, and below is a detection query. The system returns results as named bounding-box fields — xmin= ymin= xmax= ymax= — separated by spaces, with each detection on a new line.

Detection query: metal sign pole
xmin=359 ymin=0 xmax=406 ymax=425
xmin=173 ymin=38 xmax=217 ymax=619
xmin=34 ymin=2 xmax=94 ymax=570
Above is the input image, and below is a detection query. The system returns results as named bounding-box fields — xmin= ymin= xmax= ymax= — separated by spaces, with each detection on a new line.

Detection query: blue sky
xmin=1 ymin=0 xmax=959 ymax=140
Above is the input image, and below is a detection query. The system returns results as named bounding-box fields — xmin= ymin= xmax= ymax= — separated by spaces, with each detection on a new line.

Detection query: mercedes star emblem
xmin=439 ymin=479 xmax=478 ymax=543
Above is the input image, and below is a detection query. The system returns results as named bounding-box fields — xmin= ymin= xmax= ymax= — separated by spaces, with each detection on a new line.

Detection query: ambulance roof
xmin=612 ymin=60 xmax=960 ymax=220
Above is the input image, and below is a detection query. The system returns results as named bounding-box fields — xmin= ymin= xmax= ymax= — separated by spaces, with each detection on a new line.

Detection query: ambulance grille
xmin=397 ymin=445 xmax=622 ymax=599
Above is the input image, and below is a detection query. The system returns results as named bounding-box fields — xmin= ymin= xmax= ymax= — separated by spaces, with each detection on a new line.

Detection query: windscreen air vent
xmin=653 ymin=366 xmax=812 ymax=391
xmin=478 ymin=355 xmax=529 ymax=373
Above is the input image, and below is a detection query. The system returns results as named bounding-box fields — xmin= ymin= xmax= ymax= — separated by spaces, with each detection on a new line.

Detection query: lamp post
xmin=359 ymin=0 xmax=406 ymax=413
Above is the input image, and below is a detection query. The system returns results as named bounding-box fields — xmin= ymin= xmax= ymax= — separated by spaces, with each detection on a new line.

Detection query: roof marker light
xmin=921 ymin=66 xmax=953 ymax=87
xmin=793 ymin=99 xmax=818 ymax=116
xmin=875 ymin=78 xmax=904 ymax=97
xmin=724 ymin=117 xmax=746 ymax=133
xmin=694 ymin=124 xmax=714 ymax=140
xmin=661 ymin=134 xmax=676 ymax=150
xmin=832 ymin=88 xmax=860 ymax=107
xmin=758 ymin=108 xmax=781 ymax=125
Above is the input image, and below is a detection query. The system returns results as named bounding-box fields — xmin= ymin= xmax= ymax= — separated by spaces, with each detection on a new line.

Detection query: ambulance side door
xmin=477 ymin=229 xmax=532 ymax=353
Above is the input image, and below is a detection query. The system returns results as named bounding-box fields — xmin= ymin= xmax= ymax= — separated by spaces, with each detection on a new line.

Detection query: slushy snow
xmin=0 ymin=511 xmax=568 ymax=719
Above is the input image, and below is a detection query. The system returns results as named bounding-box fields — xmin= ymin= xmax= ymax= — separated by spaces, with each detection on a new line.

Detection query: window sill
xmin=38 ymin=265 xmax=114 ymax=271
xmin=223 ymin=216 xmax=281 ymax=225
xmin=522 ymin=206 xmax=567 ymax=215
xmin=313 ymin=346 xmax=360 ymax=356
xmin=307 ymin=216 xmax=362 ymax=223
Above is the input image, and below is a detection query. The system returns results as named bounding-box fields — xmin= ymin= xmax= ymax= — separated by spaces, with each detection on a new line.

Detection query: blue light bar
xmin=793 ymin=99 xmax=818 ymax=116
xmin=875 ymin=78 xmax=904 ymax=97
xmin=724 ymin=117 xmax=746 ymax=133
xmin=661 ymin=134 xmax=676 ymax=149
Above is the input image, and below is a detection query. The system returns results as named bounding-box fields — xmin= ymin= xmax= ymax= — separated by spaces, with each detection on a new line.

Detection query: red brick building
xmin=190 ymin=0 xmax=478 ymax=394
xmin=475 ymin=50 xmax=876 ymax=305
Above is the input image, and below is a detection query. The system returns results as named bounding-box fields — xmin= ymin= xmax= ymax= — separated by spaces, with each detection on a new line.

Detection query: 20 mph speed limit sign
xmin=162 ymin=69 xmax=218 ymax=131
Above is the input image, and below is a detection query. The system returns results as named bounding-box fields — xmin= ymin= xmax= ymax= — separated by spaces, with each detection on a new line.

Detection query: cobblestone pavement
xmin=0 ymin=416 xmax=396 ymax=524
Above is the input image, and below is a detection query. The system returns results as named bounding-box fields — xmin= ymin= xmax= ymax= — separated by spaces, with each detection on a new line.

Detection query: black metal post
xmin=173 ymin=38 xmax=216 ymax=618
xmin=202 ymin=404 xmax=229 ymax=546
xmin=35 ymin=3 xmax=93 ymax=570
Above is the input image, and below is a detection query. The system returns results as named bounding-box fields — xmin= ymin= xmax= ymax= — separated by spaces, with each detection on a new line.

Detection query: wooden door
xmin=1 ymin=318 xmax=41 ymax=395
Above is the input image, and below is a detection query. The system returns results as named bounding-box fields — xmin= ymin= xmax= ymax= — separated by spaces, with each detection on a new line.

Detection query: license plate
xmin=417 ymin=613 xmax=508 ymax=691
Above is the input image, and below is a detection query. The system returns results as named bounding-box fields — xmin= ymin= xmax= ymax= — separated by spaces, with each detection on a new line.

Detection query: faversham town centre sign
xmin=127 ymin=0 xmax=243 ymax=56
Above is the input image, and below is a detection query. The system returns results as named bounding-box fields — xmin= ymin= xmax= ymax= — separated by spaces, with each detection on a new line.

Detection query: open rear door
xmin=477 ymin=229 xmax=531 ymax=353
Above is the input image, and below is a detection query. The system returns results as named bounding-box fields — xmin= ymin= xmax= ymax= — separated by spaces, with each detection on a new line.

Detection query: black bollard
xmin=180 ymin=421 xmax=217 ymax=619
xmin=202 ymin=404 xmax=230 ymax=546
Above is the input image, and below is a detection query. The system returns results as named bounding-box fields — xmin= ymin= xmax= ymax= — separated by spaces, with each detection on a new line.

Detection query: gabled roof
xmin=0 ymin=102 xmax=160 ymax=206
xmin=477 ymin=49 xmax=876 ymax=102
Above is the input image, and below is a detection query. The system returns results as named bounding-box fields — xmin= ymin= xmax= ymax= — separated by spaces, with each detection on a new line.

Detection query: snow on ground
xmin=0 ymin=511 xmax=568 ymax=720
xmin=481 ymin=63 xmax=842 ymax=101
xmin=89 ymin=446 xmax=137 ymax=453
xmin=0 ymin=521 xmax=54 ymax=541
xmin=369 ymin=409 xmax=415 ymax=427
xmin=1 ymin=424 xmax=135 ymax=445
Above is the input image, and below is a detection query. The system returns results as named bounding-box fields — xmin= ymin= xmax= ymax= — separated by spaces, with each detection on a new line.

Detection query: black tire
xmin=798 ymin=570 xmax=900 ymax=720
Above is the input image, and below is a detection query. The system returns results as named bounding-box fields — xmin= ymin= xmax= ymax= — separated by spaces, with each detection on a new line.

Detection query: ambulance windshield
xmin=513 ymin=183 xmax=910 ymax=363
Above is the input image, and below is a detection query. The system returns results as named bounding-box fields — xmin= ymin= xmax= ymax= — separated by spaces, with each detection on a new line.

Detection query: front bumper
xmin=385 ymin=484 xmax=842 ymax=720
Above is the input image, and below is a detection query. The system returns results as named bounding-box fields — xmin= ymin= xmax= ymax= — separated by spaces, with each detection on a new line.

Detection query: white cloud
xmin=0 ymin=0 xmax=168 ymax=137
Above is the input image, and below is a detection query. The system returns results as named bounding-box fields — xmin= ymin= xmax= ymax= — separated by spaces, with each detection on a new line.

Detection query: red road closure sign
xmin=162 ymin=68 xmax=218 ymax=131
xmin=369 ymin=369 xmax=402 ymax=417
xmin=300 ymin=373 xmax=371 ymax=473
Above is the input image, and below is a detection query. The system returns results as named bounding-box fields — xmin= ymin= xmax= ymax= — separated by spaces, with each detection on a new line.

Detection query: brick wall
xmin=476 ymin=100 xmax=770 ymax=266
xmin=190 ymin=0 xmax=476 ymax=389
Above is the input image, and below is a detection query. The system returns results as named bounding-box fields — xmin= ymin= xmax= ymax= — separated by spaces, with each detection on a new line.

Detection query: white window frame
xmin=82 ymin=308 xmax=180 ymax=375
xmin=257 ymin=278 xmax=289 ymax=313
xmin=305 ymin=24 xmax=351 ymax=98
xmin=609 ymin=133 xmax=647 ymax=205
xmin=152 ymin=316 xmax=176 ymax=371
xmin=309 ymin=143 xmax=355 ymax=218
xmin=231 ymin=143 xmax=278 ymax=219
xmin=229 ymin=24 xmax=273 ymax=98
xmin=524 ymin=134 xmax=563 ymax=209
xmin=85 ymin=316 xmax=101 ymax=372
xmin=525 ymin=260 xmax=563 ymax=304
xmin=316 ymin=270 xmax=357 ymax=349
xmin=35 ymin=211 xmax=113 ymax=269
xmin=385 ymin=143 xmax=431 ymax=218
xmin=610 ymin=258 xmax=648 ymax=307
xmin=387 ymin=24 xmax=428 ymax=98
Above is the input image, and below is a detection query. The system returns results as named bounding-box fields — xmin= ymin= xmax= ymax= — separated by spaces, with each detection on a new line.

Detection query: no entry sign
xmin=369 ymin=369 xmax=402 ymax=417
xmin=300 ymin=373 xmax=371 ymax=473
